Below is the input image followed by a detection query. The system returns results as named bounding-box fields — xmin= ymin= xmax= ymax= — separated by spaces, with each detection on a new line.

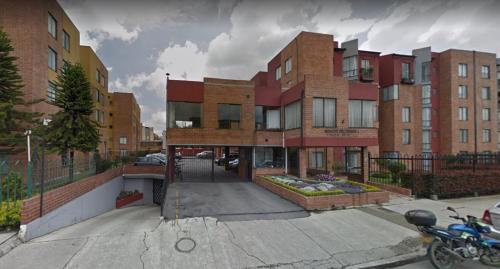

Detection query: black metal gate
xmin=153 ymin=179 xmax=163 ymax=205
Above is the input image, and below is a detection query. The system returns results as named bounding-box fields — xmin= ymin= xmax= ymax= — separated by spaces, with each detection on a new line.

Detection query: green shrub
xmin=262 ymin=176 xmax=345 ymax=196
xmin=1 ymin=172 xmax=26 ymax=200
xmin=95 ymin=154 xmax=113 ymax=174
xmin=0 ymin=201 xmax=21 ymax=230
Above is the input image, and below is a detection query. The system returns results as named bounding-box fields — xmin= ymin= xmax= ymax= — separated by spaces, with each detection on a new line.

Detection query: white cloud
xmin=142 ymin=111 xmax=167 ymax=134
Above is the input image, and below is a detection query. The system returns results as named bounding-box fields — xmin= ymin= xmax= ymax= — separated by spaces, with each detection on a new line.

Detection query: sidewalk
xmin=0 ymin=205 xmax=421 ymax=269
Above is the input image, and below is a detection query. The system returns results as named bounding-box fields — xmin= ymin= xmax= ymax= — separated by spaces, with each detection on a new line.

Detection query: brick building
xmin=378 ymin=47 xmax=498 ymax=156
xmin=166 ymin=32 xmax=380 ymax=181
xmin=110 ymin=92 xmax=141 ymax=157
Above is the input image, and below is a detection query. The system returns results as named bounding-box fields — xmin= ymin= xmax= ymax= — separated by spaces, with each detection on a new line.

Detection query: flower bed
xmin=255 ymin=175 xmax=389 ymax=210
xmin=116 ymin=190 xmax=143 ymax=209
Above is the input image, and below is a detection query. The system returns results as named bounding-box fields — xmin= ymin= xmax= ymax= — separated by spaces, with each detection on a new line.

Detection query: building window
xmin=48 ymin=81 xmax=57 ymax=102
xmin=422 ymin=85 xmax=431 ymax=104
xmin=168 ymin=102 xmax=202 ymax=128
xmin=458 ymin=107 xmax=468 ymax=121
xmin=309 ymin=150 xmax=324 ymax=169
xmin=482 ymin=108 xmax=491 ymax=121
xmin=218 ymin=104 xmax=241 ymax=129
xmin=401 ymin=62 xmax=410 ymax=80
xmin=48 ymin=13 xmax=57 ymax=39
xmin=483 ymin=129 xmax=491 ymax=143
xmin=481 ymin=87 xmax=490 ymax=100
xmin=285 ymin=57 xmax=292 ymax=74
xmin=458 ymin=85 xmax=467 ymax=99
xmin=458 ymin=63 xmax=467 ymax=77
xmin=275 ymin=66 xmax=281 ymax=80
xmin=313 ymin=98 xmax=336 ymax=128
xmin=120 ymin=149 xmax=128 ymax=157
xmin=285 ymin=101 xmax=301 ymax=130
xmin=343 ymin=56 xmax=358 ymax=80
xmin=383 ymin=84 xmax=399 ymax=101
xmin=421 ymin=61 xmax=430 ymax=82
xmin=402 ymin=129 xmax=411 ymax=145
xmin=459 ymin=129 xmax=468 ymax=143
xmin=254 ymin=147 xmax=284 ymax=168
xmin=402 ymin=107 xmax=411 ymax=123
xmin=422 ymin=107 xmax=431 ymax=127
xmin=422 ymin=130 xmax=431 ymax=151
xmin=481 ymin=65 xmax=490 ymax=79
xmin=255 ymin=106 xmax=280 ymax=130
xmin=348 ymin=100 xmax=375 ymax=128
xmin=63 ymin=30 xmax=70 ymax=51
xmin=119 ymin=136 xmax=127 ymax=145
xmin=96 ymin=69 xmax=101 ymax=83
xmin=48 ymin=47 xmax=57 ymax=70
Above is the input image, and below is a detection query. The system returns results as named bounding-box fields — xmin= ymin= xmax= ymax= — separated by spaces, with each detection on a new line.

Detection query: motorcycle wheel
xmin=428 ymin=240 xmax=454 ymax=269
xmin=480 ymin=246 xmax=500 ymax=267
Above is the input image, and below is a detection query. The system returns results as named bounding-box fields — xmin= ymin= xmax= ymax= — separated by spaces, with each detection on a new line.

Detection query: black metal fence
xmin=368 ymin=152 xmax=500 ymax=198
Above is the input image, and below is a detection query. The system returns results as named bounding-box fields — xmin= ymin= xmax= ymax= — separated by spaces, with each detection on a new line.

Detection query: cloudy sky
xmin=58 ymin=0 xmax=500 ymax=135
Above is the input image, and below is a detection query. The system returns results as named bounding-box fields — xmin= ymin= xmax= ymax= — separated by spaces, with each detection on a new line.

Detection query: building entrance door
xmin=287 ymin=147 xmax=299 ymax=176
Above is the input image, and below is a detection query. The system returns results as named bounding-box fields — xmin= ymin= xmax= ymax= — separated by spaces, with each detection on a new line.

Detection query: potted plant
xmin=116 ymin=190 xmax=143 ymax=208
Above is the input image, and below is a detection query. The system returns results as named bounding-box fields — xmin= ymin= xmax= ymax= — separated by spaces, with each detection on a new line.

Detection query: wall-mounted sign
xmin=324 ymin=129 xmax=359 ymax=137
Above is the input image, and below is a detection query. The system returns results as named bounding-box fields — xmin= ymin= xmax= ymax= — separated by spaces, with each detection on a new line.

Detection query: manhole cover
xmin=175 ymin=237 xmax=196 ymax=253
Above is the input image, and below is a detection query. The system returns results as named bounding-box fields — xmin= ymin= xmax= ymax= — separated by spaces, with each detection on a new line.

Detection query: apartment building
xmin=166 ymin=32 xmax=379 ymax=181
xmin=379 ymin=47 xmax=498 ymax=156
xmin=80 ymin=46 xmax=111 ymax=156
xmin=110 ymin=92 xmax=141 ymax=157
xmin=0 ymin=0 xmax=80 ymax=118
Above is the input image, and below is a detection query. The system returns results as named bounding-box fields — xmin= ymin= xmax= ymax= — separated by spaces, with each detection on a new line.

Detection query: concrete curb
xmin=0 ymin=232 xmax=21 ymax=258
xmin=345 ymin=249 xmax=427 ymax=269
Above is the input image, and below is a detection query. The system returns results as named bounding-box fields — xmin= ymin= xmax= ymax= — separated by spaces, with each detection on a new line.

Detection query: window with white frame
xmin=402 ymin=129 xmax=411 ymax=144
xmin=48 ymin=13 xmax=57 ymax=38
xmin=48 ymin=47 xmax=57 ymax=70
xmin=119 ymin=136 xmax=127 ymax=145
xmin=348 ymin=100 xmax=375 ymax=128
xmin=482 ymin=108 xmax=491 ymax=121
xmin=256 ymin=106 xmax=281 ymax=130
xmin=483 ymin=129 xmax=491 ymax=143
xmin=383 ymin=85 xmax=399 ymax=101
xmin=422 ymin=130 xmax=431 ymax=150
xmin=275 ymin=65 xmax=281 ymax=80
xmin=459 ymin=129 xmax=468 ymax=143
xmin=481 ymin=87 xmax=490 ymax=100
xmin=481 ymin=65 xmax=490 ymax=79
xmin=343 ymin=56 xmax=358 ymax=80
xmin=422 ymin=107 xmax=431 ymax=127
xmin=48 ymin=81 xmax=57 ymax=102
xmin=120 ymin=149 xmax=128 ymax=157
xmin=458 ymin=85 xmax=467 ymax=99
xmin=313 ymin=98 xmax=336 ymax=128
xmin=285 ymin=101 xmax=301 ymax=130
xmin=402 ymin=107 xmax=410 ymax=123
xmin=422 ymin=85 xmax=431 ymax=104
xmin=458 ymin=107 xmax=468 ymax=121
xmin=285 ymin=57 xmax=292 ymax=74
xmin=458 ymin=63 xmax=467 ymax=77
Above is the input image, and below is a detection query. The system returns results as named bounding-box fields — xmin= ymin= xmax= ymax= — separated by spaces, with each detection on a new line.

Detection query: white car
xmin=483 ymin=201 xmax=500 ymax=239
xmin=228 ymin=158 xmax=239 ymax=169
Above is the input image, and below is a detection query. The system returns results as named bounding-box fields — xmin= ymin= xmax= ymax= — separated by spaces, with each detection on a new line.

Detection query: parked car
xmin=228 ymin=158 xmax=239 ymax=169
xmin=483 ymin=201 xmax=500 ymax=239
xmin=215 ymin=153 xmax=238 ymax=166
xmin=134 ymin=156 xmax=165 ymax=166
xmin=175 ymin=152 xmax=183 ymax=160
xmin=196 ymin=151 xmax=214 ymax=159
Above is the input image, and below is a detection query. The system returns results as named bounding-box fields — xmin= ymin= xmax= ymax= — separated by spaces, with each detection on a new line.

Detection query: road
xmin=396 ymin=260 xmax=496 ymax=268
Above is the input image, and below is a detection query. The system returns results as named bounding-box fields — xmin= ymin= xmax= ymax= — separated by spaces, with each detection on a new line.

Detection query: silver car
xmin=483 ymin=201 xmax=500 ymax=239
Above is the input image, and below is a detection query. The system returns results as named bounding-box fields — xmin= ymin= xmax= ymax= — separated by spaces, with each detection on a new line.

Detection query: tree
xmin=45 ymin=62 xmax=99 ymax=181
xmin=0 ymin=27 xmax=41 ymax=154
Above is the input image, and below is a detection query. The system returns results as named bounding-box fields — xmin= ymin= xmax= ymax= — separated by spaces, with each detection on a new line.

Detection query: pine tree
xmin=45 ymin=62 xmax=99 ymax=180
xmin=0 ymin=27 xmax=41 ymax=154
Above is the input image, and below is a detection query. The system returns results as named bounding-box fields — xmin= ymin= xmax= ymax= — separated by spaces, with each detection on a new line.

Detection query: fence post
xmin=40 ymin=140 xmax=46 ymax=217
xmin=367 ymin=152 xmax=371 ymax=182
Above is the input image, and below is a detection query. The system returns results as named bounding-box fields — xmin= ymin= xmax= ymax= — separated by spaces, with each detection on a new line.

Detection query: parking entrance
xmin=173 ymin=146 xmax=251 ymax=182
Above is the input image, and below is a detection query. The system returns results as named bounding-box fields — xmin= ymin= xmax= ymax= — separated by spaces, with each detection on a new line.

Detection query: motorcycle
xmin=405 ymin=207 xmax=500 ymax=269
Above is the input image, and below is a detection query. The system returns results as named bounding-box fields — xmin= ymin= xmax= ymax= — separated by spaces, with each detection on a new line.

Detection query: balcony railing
xmin=401 ymin=73 xmax=415 ymax=84
xmin=360 ymin=67 xmax=374 ymax=82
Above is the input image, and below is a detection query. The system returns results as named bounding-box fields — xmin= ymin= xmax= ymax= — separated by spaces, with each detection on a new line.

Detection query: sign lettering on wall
xmin=324 ymin=129 xmax=359 ymax=137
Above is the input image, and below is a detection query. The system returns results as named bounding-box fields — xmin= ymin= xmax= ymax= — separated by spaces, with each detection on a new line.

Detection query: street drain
xmin=175 ymin=237 xmax=196 ymax=253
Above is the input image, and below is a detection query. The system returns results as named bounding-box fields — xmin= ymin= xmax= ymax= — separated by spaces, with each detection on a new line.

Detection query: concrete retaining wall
xmin=20 ymin=176 xmax=124 ymax=241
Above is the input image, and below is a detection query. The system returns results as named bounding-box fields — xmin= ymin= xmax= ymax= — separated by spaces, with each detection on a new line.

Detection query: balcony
xmin=401 ymin=73 xmax=415 ymax=85
xmin=360 ymin=67 xmax=374 ymax=82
